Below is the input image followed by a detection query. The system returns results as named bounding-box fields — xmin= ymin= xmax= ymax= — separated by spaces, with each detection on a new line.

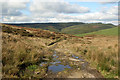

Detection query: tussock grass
xmin=2 ymin=24 xmax=118 ymax=78
xmin=55 ymin=36 xmax=118 ymax=78
xmin=2 ymin=33 xmax=53 ymax=78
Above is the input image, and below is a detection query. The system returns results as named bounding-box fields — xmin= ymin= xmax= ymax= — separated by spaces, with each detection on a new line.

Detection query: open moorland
xmin=1 ymin=23 xmax=118 ymax=79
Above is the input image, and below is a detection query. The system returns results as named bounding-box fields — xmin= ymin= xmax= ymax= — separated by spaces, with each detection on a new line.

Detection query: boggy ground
xmin=51 ymin=35 xmax=118 ymax=78
xmin=45 ymin=39 xmax=104 ymax=78
xmin=45 ymin=48 xmax=104 ymax=78
xmin=2 ymin=24 xmax=118 ymax=79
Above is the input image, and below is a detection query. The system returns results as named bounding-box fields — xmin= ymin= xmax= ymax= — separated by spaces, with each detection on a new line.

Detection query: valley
xmin=5 ymin=22 xmax=116 ymax=35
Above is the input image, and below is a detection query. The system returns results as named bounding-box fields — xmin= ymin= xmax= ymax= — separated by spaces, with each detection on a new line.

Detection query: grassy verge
xmin=84 ymin=45 xmax=118 ymax=78
xmin=79 ymin=37 xmax=118 ymax=78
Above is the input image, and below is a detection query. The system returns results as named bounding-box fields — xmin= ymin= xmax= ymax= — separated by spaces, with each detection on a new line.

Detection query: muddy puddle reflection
xmin=48 ymin=51 xmax=71 ymax=73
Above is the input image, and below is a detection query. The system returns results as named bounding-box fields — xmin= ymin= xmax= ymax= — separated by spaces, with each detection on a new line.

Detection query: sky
xmin=0 ymin=0 xmax=119 ymax=25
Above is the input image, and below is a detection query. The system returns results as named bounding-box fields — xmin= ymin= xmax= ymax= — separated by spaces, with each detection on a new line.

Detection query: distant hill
xmin=61 ymin=23 xmax=116 ymax=35
xmin=5 ymin=22 xmax=116 ymax=35
xmin=2 ymin=24 xmax=80 ymax=40
xmin=5 ymin=22 xmax=85 ymax=32
xmin=75 ymin=27 xmax=118 ymax=37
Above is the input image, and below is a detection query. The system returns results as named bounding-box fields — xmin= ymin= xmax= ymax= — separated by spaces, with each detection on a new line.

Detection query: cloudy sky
xmin=0 ymin=0 xmax=119 ymax=25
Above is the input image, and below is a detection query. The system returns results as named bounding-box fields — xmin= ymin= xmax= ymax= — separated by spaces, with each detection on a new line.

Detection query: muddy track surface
xmin=45 ymin=43 xmax=104 ymax=78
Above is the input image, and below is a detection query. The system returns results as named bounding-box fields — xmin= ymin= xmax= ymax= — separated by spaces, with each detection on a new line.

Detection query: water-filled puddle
xmin=48 ymin=50 xmax=71 ymax=73
xmin=40 ymin=50 xmax=88 ymax=73
xmin=48 ymin=64 xmax=71 ymax=73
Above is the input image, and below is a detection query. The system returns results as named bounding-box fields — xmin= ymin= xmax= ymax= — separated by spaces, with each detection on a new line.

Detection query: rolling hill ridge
xmin=5 ymin=22 xmax=116 ymax=35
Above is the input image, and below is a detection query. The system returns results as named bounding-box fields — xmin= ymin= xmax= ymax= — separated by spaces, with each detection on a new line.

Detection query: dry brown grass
xmin=55 ymin=35 xmax=118 ymax=78
xmin=2 ymin=24 xmax=118 ymax=78
xmin=2 ymin=32 xmax=53 ymax=78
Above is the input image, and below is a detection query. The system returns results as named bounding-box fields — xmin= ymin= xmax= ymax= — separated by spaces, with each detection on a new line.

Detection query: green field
xmin=75 ymin=27 xmax=118 ymax=37
xmin=61 ymin=23 xmax=115 ymax=35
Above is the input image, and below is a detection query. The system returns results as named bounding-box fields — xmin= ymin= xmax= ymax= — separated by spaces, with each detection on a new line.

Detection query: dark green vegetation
xmin=75 ymin=27 xmax=118 ymax=37
xmin=2 ymin=25 xmax=34 ymax=37
xmin=5 ymin=22 xmax=116 ymax=35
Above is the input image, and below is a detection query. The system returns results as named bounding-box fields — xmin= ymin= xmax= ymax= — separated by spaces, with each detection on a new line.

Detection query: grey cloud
xmin=100 ymin=2 xmax=117 ymax=4
xmin=1 ymin=1 xmax=28 ymax=16
xmin=30 ymin=1 xmax=90 ymax=14
xmin=1 ymin=0 xmax=118 ymax=25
